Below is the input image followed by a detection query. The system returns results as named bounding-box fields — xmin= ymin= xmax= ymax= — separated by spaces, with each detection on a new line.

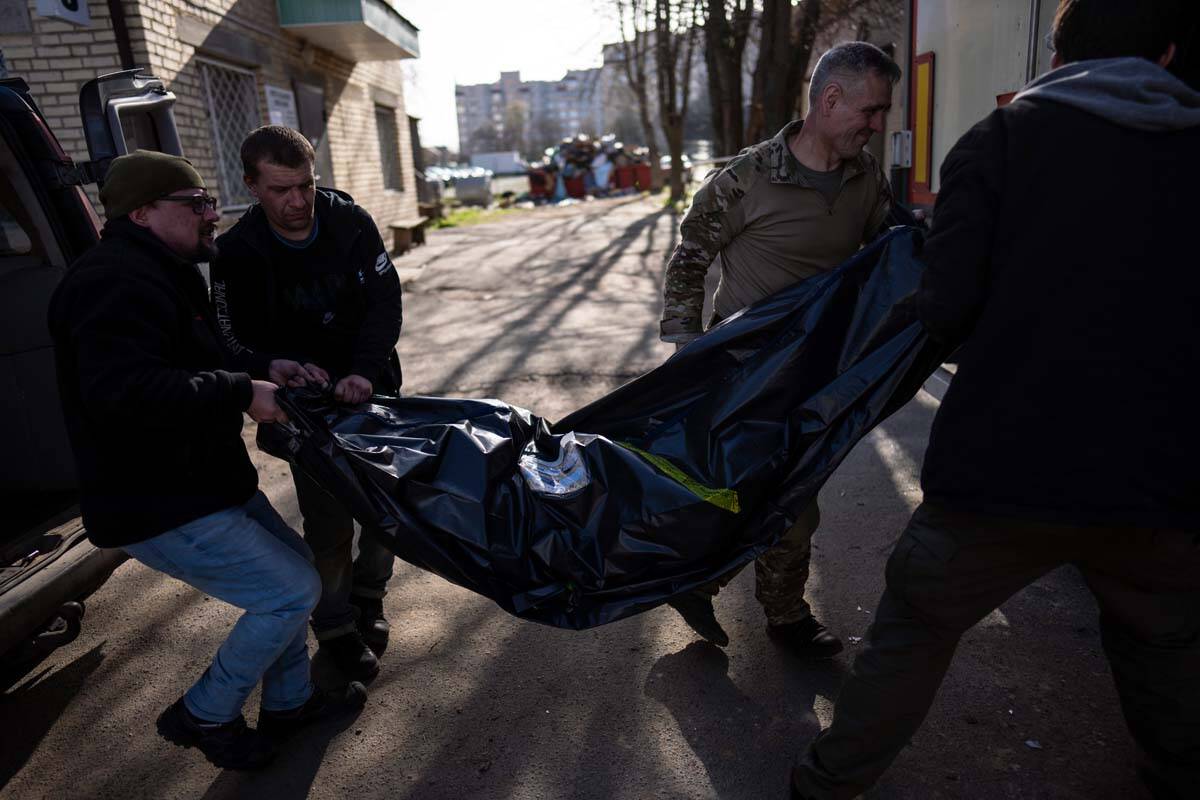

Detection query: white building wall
xmin=915 ymin=0 xmax=1057 ymax=192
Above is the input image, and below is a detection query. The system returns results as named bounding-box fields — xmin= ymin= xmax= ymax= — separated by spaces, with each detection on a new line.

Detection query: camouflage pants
xmin=702 ymin=500 xmax=820 ymax=626
xmin=686 ymin=312 xmax=820 ymax=625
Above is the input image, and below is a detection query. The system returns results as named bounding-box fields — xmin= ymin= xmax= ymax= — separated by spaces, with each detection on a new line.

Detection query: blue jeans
xmin=291 ymin=467 xmax=395 ymax=640
xmin=123 ymin=491 xmax=321 ymax=723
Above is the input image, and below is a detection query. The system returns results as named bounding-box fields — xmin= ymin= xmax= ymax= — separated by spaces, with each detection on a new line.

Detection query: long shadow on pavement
xmin=198 ymin=706 xmax=366 ymax=800
xmin=389 ymin=610 xmax=659 ymax=800
xmin=0 ymin=642 xmax=107 ymax=790
xmin=422 ymin=204 xmax=676 ymax=397
xmin=645 ymin=641 xmax=845 ymax=799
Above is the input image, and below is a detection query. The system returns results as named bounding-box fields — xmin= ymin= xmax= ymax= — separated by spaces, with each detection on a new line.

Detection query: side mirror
xmin=77 ymin=69 xmax=183 ymax=186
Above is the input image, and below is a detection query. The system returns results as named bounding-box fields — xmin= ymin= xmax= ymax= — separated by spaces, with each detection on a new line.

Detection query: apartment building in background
xmin=0 ymin=0 xmax=423 ymax=238
xmin=454 ymin=68 xmax=604 ymax=158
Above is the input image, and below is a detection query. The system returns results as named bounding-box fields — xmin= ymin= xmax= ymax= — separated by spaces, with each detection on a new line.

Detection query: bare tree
xmin=613 ymin=0 xmax=663 ymax=190
xmin=611 ymin=105 xmax=645 ymax=146
xmin=468 ymin=121 xmax=501 ymax=156
xmin=528 ymin=110 xmax=562 ymax=159
xmin=500 ymin=101 xmax=528 ymax=153
xmin=744 ymin=0 xmax=901 ymax=144
xmin=745 ymin=0 xmax=822 ymax=143
xmin=655 ymin=0 xmax=702 ymax=202
xmin=702 ymin=0 xmax=753 ymax=157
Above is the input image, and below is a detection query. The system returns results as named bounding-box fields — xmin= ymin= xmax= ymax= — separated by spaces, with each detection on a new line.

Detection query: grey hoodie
xmin=1014 ymin=57 xmax=1200 ymax=131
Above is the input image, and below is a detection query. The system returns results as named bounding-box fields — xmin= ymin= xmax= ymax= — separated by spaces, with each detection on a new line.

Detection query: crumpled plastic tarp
xmin=259 ymin=227 xmax=947 ymax=629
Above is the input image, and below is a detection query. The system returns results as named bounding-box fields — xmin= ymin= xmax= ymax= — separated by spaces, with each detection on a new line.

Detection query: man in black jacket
xmin=48 ymin=150 xmax=365 ymax=771
xmin=211 ymin=126 xmax=403 ymax=682
xmin=791 ymin=1 xmax=1200 ymax=798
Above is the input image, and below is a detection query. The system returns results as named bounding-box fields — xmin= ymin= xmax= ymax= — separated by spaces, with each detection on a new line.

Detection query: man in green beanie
xmin=48 ymin=149 xmax=366 ymax=771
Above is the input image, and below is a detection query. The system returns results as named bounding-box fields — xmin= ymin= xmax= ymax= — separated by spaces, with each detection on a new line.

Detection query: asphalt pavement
xmin=1 ymin=196 xmax=1147 ymax=800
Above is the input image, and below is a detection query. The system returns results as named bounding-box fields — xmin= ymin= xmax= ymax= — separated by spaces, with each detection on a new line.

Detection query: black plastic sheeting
xmin=259 ymin=227 xmax=948 ymax=629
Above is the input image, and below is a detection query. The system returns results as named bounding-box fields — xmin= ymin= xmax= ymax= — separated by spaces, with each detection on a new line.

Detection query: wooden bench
xmin=387 ymin=215 xmax=429 ymax=255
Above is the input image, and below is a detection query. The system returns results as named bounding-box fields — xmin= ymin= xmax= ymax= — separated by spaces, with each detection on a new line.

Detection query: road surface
xmin=2 ymin=196 xmax=1144 ymax=800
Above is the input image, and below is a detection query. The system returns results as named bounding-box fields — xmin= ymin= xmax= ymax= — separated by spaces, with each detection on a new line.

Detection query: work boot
xmin=667 ymin=590 xmax=729 ymax=647
xmin=768 ymin=616 xmax=844 ymax=659
xmin=156 ymin=697 xmax=276 ymax=770
xmin=317 ymin=630 xmax=380 ymax=681
xmin=258 ymin=681 xmax=368 ymax=742
xmin=350 ymin=595 xmax=390 ymax=657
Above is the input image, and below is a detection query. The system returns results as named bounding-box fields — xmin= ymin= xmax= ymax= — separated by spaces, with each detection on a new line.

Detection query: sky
xmin=393 ymin=1 xmax=624 ymax=149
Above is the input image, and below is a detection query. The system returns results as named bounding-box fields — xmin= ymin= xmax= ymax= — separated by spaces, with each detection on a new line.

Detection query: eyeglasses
xmin=1044 ymin=31 xmax=1056 ymax=53
xmin=159 ymin=194 xmax=219 ymax=214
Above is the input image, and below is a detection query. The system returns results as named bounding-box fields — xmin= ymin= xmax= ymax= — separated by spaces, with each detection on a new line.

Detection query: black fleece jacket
xmin=918 ymin=66 xmax=1200 ymax=528
xmin=210 ymin=189 xmax=403 ymax=393
xmin=47 ymin=219 xmax=259 ymax=548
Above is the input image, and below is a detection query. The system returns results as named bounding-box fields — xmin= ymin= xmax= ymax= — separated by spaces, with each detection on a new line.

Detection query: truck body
xmin=1 ymin=70 xmax=181 ymax=666
xmin=902 ymin=0 xmax=1057 ymax=205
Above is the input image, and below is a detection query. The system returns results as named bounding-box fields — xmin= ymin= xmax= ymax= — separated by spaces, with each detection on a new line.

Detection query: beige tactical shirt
xmin=660 ymin=120 xmax=892 ymax=340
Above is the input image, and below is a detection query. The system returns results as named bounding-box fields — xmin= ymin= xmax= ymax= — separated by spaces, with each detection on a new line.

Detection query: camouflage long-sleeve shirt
xmin=660 ymin=120 xmax=893 ymax=342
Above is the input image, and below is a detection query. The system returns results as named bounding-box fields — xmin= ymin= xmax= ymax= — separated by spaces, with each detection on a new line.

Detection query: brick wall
xmin=0 ymin=0 xmax=418 ymax=244
xmin=0 ymin=2 xmax=125 ymax=210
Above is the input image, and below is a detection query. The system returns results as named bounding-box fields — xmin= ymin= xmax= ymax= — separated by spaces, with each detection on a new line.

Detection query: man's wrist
xmin=660 ymin=316 xmax=702 ymax=342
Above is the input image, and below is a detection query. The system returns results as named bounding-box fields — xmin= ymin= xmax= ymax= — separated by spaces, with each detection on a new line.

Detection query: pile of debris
xmin=527 ymin=134 xmax=652 ymax=203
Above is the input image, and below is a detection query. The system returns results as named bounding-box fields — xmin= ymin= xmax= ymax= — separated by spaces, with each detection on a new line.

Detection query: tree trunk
xmin=703 ymin=2 xmax=728 ymax=156
xmin=613 ymin=0 xmax=664 ymax=190
xmin=785 ymin=0 xmax=824 ymax=120
xmin=654 ymin=0 xmax=699 ymax=203
xmin=636 ymin=84 xmax=663 ymax=191
xmin=665 ymin=126 xmax=685 ymax=201
xmin=747 ymin=0 xmax=821 ymax=143
xmin=704 ymin=0 xmax=750 ymax=156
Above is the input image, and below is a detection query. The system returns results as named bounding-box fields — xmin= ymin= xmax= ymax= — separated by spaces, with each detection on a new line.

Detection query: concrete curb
xmin=922 ymin=365 xmax=954 ymax=402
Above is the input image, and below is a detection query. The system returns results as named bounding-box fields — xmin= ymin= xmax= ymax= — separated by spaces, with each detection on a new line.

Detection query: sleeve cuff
xmin=231 ymin=372 xmax=254 ymax=411
xmin=251 ymin=353 xmax=274 ymax=380
xmin=349 ymin=361 xmax=379 ymax=385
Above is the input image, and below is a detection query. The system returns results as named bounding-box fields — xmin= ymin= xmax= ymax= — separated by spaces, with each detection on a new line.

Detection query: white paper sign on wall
xmin=35 ymin=0 xmax=89 ymax=27
xmin=265 ymin=85 xmax=300 ymax=130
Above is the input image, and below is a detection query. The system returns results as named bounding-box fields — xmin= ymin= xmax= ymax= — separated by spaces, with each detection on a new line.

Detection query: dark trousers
xmin=704 ymin=500 xmax=820 ymax=625
xmin=792 ymin=503 xmax=1200 ymax=799
xmin=291 ymin=466 xmax=396 ymax=641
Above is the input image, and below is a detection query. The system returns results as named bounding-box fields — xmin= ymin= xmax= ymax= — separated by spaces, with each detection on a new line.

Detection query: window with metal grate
xmin=198 ymin=61 xmax=261 ymax=209
xmin=375 ymin=104 xmax=403 ymax=191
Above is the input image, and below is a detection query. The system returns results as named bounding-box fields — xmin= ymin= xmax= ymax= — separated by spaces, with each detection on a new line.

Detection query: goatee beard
xmin=190 ymin=239 xmax=219 ymax=263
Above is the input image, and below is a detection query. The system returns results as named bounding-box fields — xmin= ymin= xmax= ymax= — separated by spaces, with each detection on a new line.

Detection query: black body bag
xmin=260 ymin=227 xmax=947 ymax=629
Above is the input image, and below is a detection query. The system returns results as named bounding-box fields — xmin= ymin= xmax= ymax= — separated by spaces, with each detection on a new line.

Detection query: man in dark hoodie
xmin=48 ymin=150 xmax=365 ymax=771
xmin=791 ymin=1 xmax=1200 ymax=798
xmin=211 ymin=126 xmax=403 ymax=682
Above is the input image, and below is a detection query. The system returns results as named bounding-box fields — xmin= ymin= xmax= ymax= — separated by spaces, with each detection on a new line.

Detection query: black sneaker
xmin=768 ymin=616 xmax=844 ymax=659
xmin=666 ymin=590 xmax=730 ymax=647
xmin=350 ymin=595 xmax=390 ymax=657
xmin=258 ymin=681 xmax=368 ymax=742
xmin=156 ymin=697 xmax=276 ymax=770
xmin=317 ymin=630 xmax=380 ymax=681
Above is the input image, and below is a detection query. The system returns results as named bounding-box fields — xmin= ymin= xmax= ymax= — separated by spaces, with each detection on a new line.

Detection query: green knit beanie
xmin=100 ymin=150 xmax=207 ymax=219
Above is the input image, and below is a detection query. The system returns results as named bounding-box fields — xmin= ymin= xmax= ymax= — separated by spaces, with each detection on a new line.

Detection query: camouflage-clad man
xmin=660 ymin=42 xmax=900 ymax=658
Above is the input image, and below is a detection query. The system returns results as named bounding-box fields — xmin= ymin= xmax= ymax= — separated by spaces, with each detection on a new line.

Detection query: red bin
xmin=528 ymin=169 xmax=550 ymax=198
xmin=634 ymin=163 xmax=652 ymax=190
xmin=564 ymin=175 xmax=586 ymax=198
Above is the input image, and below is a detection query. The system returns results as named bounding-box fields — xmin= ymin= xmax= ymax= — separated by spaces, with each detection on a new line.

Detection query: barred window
xmin=198 ymin=61 xmax=261 ymax=209
xmin=374 ymin=104 xmax=403 ymax=191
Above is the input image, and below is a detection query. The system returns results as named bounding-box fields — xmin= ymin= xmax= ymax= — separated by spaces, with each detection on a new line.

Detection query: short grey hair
xmin=808 ymin=41 xmax=902 ymax=108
